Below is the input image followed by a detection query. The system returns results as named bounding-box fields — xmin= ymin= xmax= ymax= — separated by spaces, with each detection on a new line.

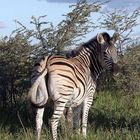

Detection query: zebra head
xmin=97 ymin=32 xmax=119 ymax=75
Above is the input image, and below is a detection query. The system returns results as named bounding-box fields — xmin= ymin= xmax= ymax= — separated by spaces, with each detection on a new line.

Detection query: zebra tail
xmin=28 ymin=56 xmax=50 ymax=107
xmin=28 ymin=68 xmax=48 ymax=107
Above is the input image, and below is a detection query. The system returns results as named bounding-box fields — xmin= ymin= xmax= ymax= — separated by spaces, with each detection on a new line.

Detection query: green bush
xmin=115 ymin=45 xmax=140 ymax=93
xmin=0 ymin=34 xmax=32 ymax=108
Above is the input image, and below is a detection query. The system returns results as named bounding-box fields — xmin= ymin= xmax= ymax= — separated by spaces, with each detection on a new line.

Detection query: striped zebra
xmin=28 ymin=32 xmax=119 ymax=140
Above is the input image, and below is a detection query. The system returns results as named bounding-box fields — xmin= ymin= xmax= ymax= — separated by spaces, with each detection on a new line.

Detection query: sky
xmin=0 ymin=0 xmax=140 ymax=41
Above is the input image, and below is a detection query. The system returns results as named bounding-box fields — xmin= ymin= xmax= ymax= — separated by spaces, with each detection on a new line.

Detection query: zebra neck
xmin=77 ymin=45 xmax=102 ymax=80
xmin=89 ymin=54 xmax=102 ymax=80
xmin=77 ymin=47 xmax=91 ymax=68
xmin=88 ymin=41 xmax=103 ymax=80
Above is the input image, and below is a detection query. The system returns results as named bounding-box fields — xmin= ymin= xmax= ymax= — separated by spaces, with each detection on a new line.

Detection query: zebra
xmin=28 ymin=32 xmax=119 ymax=140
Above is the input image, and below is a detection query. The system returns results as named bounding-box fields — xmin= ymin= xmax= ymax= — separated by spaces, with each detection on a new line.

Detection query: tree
xmin=15 ymin=0 xmax=105 ymax=57
xmin=0 ymin=34 xmax=32 ymax=107
xmin=99 ymin=8 xmax=140 ymax=54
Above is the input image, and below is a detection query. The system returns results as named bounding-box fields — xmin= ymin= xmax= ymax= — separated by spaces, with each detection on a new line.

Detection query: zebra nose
xmin=112 ymin=63 xmax=119 ymax=76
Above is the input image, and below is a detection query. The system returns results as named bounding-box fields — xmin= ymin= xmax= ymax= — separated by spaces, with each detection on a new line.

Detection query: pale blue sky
xmin=0 ymin=0 xmax=140 ymax=40
xmin=0 ymin=0 xmax=70 ymax=37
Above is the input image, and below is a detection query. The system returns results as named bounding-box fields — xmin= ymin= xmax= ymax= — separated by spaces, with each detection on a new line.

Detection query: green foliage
xmin=114 ymin=44 xmax=140 ymax=93
xmin=0 ymin=34 xmax=32 ymax=107
xmin=89 ymin=92 xmax=140 ymax=129
xmin=0 ymin=91 xmax=139 ymax=140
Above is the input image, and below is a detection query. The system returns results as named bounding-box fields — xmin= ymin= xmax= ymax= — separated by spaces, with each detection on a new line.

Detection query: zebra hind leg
xmin=82 ymin=95 xmax=93 ymax=137
xmin=50 ymin=101 xmax=66 ymax=140
xmin=35 ymin=108 xmax=45 ymax=140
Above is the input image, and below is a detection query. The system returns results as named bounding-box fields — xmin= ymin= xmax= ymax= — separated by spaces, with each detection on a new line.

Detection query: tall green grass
xmin=0 ymin=91 xmax=140 ymax=140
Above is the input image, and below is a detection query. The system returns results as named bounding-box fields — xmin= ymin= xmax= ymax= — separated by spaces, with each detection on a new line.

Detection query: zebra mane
xmin=66 ymin=32 xmax=111 ymax=58
xmin=65 ymin=47 xmax=80 ymax=58
xmin=65 ymin=36 xmax=96 ymax=58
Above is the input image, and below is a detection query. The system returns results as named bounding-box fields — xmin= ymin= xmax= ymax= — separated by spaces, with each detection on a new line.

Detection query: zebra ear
xmin=97 ymin=33 xmax=105 ymax=44
xmin=111 ymin=32 xmax=120 ymax=43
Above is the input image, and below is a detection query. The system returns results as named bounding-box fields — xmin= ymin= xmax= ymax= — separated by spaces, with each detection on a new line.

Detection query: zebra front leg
xmin=35 ymin=108 xmax=44 ymax=140
xmin=51 ymin=101 xmax=66 ymax=140
xmin=82 ymin=95 xmax=93 ymax=137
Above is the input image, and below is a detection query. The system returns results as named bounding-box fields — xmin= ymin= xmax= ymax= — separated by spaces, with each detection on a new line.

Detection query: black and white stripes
xmin=28 ymin=32 xmax=119 ymax=140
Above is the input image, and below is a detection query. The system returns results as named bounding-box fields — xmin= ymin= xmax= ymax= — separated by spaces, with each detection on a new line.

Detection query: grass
xmin=0 ymin=91 xmax=140 ymax=140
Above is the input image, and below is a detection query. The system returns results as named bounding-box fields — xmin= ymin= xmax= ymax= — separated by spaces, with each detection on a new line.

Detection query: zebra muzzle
xmin=112 ymin=63 xmax=119 ymax=76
